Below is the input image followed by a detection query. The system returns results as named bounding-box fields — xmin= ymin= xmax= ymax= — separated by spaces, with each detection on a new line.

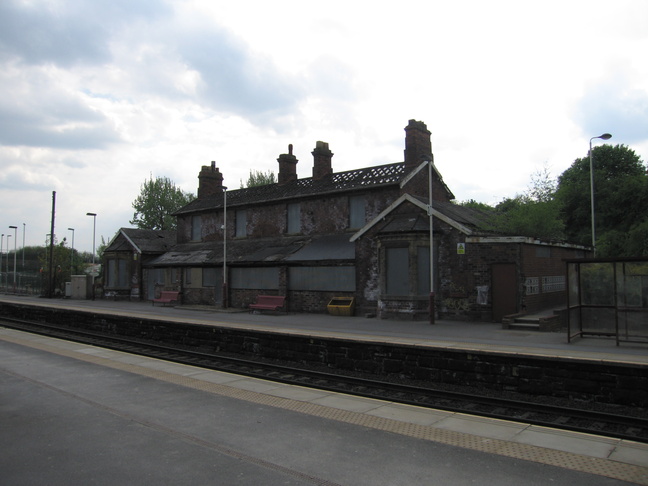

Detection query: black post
xmin=48 ymin=191 xmax=56 ymax=298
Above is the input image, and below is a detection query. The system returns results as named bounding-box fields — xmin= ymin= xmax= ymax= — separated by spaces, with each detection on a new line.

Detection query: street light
xmin=86 ymin=213 xmax=97 ymax=264
xmin=68 ymin=228 xmax=75 ymax=277
xmin=427 ymin=157 xmax=436 ymax=325
xmin=6 ymin=234 xmax=11 ymax=291
xmin=222 ymin=187 xmax=228 ymax=309
xmin=0 ymin=234 xmax=4 ymax=290
xmin=589 ymin=133 xmax=612 ymax=255
xmin=22 ymin=223 xmax=25 ymax=268
xmin=9 ymin=225 xmax=17 ymax=291
xmin=86 ymin=213 xmax=97 ymax=301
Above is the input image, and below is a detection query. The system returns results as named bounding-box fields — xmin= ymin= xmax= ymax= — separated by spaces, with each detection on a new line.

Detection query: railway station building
xmin=104 ymin=120 xmax=588 ymax=321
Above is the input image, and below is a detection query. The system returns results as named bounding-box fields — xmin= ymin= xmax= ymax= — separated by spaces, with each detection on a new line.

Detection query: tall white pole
xmin=589 ymin=133 xmax=612 ymax=256
xmin=9 ymin=225 xmax=17 ymax=290
xmin=0 ymin=234 xmax=4 ymax=290
xmin=222 ymin=187 xmax=228 ymax=308
xmin=86 ymin=212 xmax=97 ymax=300
xmin=428 ymin=156 xmax=435 ymax=325
xmin=68 ymin=228 xmax=75 ymax=277
xmin=22 ymin=223 xmax=25 ymax=268
xmin=6 ymin=235 xmax=11 ymax=290
xmin=589 ymin=138 xmax=595 ymax=254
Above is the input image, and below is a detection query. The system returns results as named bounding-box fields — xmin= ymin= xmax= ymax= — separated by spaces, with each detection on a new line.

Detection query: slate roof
xmin=105 ymin=228 xmax=176 ymax=254
xmin=174 ymin=162 xmax=408 ymax=215
xmin=429 ymin=199 xmax=496 ymax=232
xmin=375 ymin=200 xmax=495 ymax=235
xmin=148 ymin=233 xmax=355 ymax=267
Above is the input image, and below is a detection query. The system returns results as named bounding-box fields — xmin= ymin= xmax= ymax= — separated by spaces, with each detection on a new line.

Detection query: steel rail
xmin=2 ymin=316 xmax=646 ymax=443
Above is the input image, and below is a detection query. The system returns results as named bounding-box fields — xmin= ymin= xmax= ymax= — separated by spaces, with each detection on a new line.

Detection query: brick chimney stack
xmin=197 ymin=161 xmax=224 ymax=198
xmin=404 ymin=119 xmax=432 ymax=170
xmin=278 ymin=144 xmax=298 ymax=184
xmin=312 ymin=141 xmax=333 ymax=179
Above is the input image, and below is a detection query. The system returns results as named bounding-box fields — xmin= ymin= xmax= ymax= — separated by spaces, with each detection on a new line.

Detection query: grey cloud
xmin=0 ymin=167 xmax=52 ymax=191
xmin=575 ymin=78 xmax=648 ymax=144
xmin=0 ymin=118 xmax=119 ymax=149
xmin=178 ymin=30 xmax=305 ymax=120
xmin=0 ymin=1 xmax=352 ymax=141
xmin=0 ymin=74 xmax=121 ymax=149
xmin=0 ymin=0 xmax=169 ymax=66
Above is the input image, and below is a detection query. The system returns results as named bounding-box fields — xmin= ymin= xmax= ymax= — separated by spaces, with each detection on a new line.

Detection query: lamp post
xmin=86 ymin=213 xmax=97 ymax=300
xmin=68 ymin=228 xmax=75 ymax=277
xmin=9 ymin=225 xmax=17 ymax=291
xmin=589 ymin=133 xmax=612 ymax=255
xmin=222 ymin=187 xmax=228 ymax=308
xmin=86 ymin=213 xmax=97 ymax=264
xmin=0 ymin=234 xmax=4 ymax=290
xmin=6 ymin=235 xmax=11 ymax=291
xmin=427 ymin=156 xmax=436 ymax=325
xmin=22 ymin=223 xmax=25 ymax=269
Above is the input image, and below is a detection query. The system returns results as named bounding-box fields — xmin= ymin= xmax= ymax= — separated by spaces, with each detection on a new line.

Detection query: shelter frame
xmin=567 ymin=257 xmax=648 ymax=346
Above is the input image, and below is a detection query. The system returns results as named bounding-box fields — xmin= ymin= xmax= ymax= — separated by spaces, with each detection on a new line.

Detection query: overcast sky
xmin=1 ymin=0 xmax=647 ymax=254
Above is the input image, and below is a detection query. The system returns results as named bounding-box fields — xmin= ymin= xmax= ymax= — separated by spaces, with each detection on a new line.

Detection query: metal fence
xmin=0 ymin=272 xmax=48 ymax=296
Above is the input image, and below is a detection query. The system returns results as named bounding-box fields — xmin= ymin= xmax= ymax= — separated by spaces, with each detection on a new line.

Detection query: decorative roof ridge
xmin=174 ymin=162 xmax=407 ymax=214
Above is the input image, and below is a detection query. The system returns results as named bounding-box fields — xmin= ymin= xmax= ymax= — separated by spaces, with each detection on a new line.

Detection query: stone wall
xmin=3 ymin=302 xmax=646 ymax=407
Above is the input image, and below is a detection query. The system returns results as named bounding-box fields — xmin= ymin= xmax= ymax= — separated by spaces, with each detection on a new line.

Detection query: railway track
xmin=2 ymin=315 xmax=647 ymax=444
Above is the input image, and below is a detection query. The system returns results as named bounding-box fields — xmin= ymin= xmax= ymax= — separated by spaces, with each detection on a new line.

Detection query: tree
xmin=38 ymin=237 xmax=74 ymax=296
xmin=556 ymin=144 xmax=648 ymax=253
xmin=130 ymin=175 xmax=195 ymax=230
xmin=491 ymin=195 xmax=565 ymax=240
xmin=459 ymin=199 xmax=493 ymax=212
xmin=474 ymin=165 xmax=564 ymax=240
xmin=240 ymin=170 xmax=276 ymax=188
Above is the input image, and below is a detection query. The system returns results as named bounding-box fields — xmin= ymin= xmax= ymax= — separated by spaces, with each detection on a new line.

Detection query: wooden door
xmin=491 ymin=263 xmax=517 ymax=322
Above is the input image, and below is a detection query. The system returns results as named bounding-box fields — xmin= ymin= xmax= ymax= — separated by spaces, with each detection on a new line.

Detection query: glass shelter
xmin=567 ymin=258 xmax=648 ymax=345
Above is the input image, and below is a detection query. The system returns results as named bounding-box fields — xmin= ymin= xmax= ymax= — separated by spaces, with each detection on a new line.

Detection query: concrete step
xmin=514 ymin=317 xmax=542 ymax=324
xmin=508 ymin=321 xmax=541 ymax=331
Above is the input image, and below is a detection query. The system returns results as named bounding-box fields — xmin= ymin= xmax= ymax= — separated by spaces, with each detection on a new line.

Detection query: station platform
xmin=0 ymin=294 xmax=647 ymax=365
xmin=0 ymin=295 xmax=647 ymax=484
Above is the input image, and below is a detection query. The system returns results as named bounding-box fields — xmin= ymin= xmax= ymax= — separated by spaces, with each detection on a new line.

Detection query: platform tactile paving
xmin=2 ymin=328 xmax=647 ymax=485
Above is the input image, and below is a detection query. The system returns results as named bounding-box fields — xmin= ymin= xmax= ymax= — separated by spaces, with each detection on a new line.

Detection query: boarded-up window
xmin=287 ymin=203 xmax=301 ymax=234
xmin=202 ymin=267 xmax=222 ymax=287
xmin=153 ymin=268 xmax=165 ymax=285
xmin=231 ymin=267 xmax=279 ymax=290
xmin=191 ymin=215 xmax=202 ymax=241
xmin=106 ymin=258 xmax=128 ymax=288
xmin=236 ymin=209 xmax=247 ymax=237
xmin=349 ymin=195 xmax=366 ymax=229
xmin=386 ymin=247 xmax=409 ymax=295
xmin=288 ymin=267 xmax=355 ymax=291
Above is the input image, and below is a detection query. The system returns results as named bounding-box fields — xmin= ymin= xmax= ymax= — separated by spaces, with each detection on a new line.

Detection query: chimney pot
xmin=312 ymin=141 xmax=333 ymax=180
xmin=278 ymin=145 xmax=298 ymax=184
xmin=198 ymin=161 xmax=223 ymax=198
xmin=404 ymin=119 xmax=432 ymax=170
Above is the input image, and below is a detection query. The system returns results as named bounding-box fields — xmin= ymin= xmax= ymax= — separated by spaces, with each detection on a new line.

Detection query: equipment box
xmin=327 ymin=297 xmax=355 ymax=316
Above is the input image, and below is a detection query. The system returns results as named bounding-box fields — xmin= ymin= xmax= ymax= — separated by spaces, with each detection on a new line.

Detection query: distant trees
xmin=463 ymin=165 xmax=565 ymax=240
xmin=130 ymin=175 xmax=195 ymax=230
xmin=461 ymin=145 xmax=648 ymax=257
xmin=555 ymin=144 xmax=648 ymax=255
xmin=241 ymin=170 xmax=276 ymax=188
xmin=492 ymin=165 xmax=565 ymax=240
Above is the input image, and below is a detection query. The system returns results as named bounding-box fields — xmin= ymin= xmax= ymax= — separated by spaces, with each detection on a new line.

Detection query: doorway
xmin=491 ymin=263 xmax=517 ymax=322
